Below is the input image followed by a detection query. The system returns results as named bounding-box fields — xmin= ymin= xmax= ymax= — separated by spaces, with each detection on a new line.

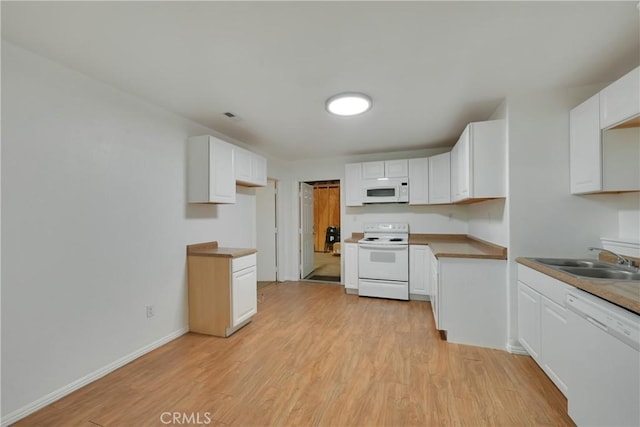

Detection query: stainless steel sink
xmin=559 ymin=267 xmax=640 ymax=281
xmin=533 ymin=258 xmax=615 ymax=269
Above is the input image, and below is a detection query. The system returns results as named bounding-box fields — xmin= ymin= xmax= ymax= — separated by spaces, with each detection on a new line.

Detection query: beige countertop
xmin=344 ymin=233 xmax=507 ymax=260
xmin=517 ymin=257 xmax=640 ymax=315
xmin=187 ymin=241 xmax=257 ymax=258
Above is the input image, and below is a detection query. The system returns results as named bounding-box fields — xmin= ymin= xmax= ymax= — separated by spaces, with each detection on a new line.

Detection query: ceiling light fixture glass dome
xmin=326 ymin=92 xmax=372 ymax=116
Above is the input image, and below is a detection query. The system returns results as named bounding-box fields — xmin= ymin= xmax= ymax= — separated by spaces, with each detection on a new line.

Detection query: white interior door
xmin=300 ymin=182 xmax=315 ymax=278
xmin=256 ymin=179 xmax=277 ymax=281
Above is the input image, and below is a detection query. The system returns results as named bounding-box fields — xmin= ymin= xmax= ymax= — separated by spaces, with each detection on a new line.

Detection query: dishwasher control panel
xmin=566 ymin=291 xmax=640 ymax=351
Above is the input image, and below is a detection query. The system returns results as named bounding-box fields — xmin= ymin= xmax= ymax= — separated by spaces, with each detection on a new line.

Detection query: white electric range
xmin=357 ymin=223 xmax=409 ymax=300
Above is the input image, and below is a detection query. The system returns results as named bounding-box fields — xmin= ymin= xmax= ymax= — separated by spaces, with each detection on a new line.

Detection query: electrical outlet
xmin=146 ymin=305 xmax=155 ymax=318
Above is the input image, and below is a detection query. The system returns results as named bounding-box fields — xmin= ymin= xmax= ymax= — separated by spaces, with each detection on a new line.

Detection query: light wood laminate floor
xmin=16 ymin=282 xmax=574 ymax=426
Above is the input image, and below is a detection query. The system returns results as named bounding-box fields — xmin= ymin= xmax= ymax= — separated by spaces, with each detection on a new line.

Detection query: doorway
xmin=300 ymin=180 xmax=341 ymax=283
xmin=256 ymin=179 xmax=278 ymax=290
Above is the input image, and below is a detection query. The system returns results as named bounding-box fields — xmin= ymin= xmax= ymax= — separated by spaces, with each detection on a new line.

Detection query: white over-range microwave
xmin=362 ymin=177 xmax=409 ymax=203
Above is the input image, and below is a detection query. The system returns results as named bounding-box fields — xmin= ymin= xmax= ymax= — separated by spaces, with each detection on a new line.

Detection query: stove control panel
xmin=363 ymin=223 xmax=409 ymax=233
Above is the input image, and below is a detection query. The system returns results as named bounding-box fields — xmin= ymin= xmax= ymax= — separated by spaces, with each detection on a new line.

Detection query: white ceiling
xmin=2 ymin=1 xmax=639 ymax=161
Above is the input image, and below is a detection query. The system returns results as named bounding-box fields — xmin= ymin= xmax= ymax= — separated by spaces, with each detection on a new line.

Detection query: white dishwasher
xmin=565 ymin=289 xmax=640 ymax=427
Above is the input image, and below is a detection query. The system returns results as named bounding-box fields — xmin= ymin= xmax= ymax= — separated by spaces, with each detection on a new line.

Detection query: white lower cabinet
xmin=409 ymin=245 xmax=430 ymax=300
xmin=540 ymin=296 xmax=571 ymax=396
xmin=433 ymin=257 xmax=507 ymax=349
xmin=231 ymin=255 xmax=258 ymax=327
xmin=517 ymin=281 xmax=541 ymax=360
xmin=517 ymin=265 xmax=576 ymax=398
xmin=344 ymin=243 xmax=358 ymax=292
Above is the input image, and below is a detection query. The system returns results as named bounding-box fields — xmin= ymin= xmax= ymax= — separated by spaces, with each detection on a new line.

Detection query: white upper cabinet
xmin=362 ymin=159 xmax=409 ymax=179
xmin=450 ymin=120 xmax=506 ymax=203
xmin=187 ymin=135 xmax=236 ymax=204
xmin=345 ymin=163 xmax=363 ymax=206
xmin=429 ymin=152 xmax=451 ymax=205
xmin=570 ymin=77 xmax=640 ymax=194
xmin=362 ymin=161 xmax=385 ymax=179
xmin=234 ymin=146 xmax=267 ymax=187
xmin=385 ymin=159 xmax=409 ymax=177
xmin=408 ymin=158 xmax=429 ymax=205
xmin=570 ymin=94 xmax=602 ymax=194
xmin=600 ymin=66 xmax=640 ymax=130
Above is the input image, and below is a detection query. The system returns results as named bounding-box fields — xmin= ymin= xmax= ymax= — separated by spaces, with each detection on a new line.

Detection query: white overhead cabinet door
xmin=232 ymin=255 xmax=258 ymax=328
xmin=187 ymin=135 xmax=236 ymax=204
xmin=428 ymin=152 xmax=451 ymax=204
xmin=569 ymin=83 xmax=640 ymax=195
xmin=345 ymin=163 xmax=363 ymax=206
xmin=234 ymin=146 xmax=267 ymax=187
xmin=408 ymin=158 xmax=429 ymax=205
xmin=450 ymin=120 xmax=506 ymax=203
xmin=599 ymin=66 xmax=640 ymax=129
xmin=569 ymin=94 xmax=602 ymax=194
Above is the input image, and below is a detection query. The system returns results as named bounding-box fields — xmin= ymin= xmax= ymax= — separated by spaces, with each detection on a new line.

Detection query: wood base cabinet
xmin=188 ymin=253 xmax=257 ymax=337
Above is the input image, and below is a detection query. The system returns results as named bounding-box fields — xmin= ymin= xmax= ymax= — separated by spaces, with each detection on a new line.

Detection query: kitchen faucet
xmin=588 ymin=247 xmax=638 ymax=268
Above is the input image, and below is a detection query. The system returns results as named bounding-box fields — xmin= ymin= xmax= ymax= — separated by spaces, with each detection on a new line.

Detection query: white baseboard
xmin=1 ymin=327 xmax=189 ymax=427
xmin=507 ymin=342 xmax=529 ymax=355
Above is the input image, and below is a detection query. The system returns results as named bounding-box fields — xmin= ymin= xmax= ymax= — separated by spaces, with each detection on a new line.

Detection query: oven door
xmin=358 ymin=244 xmax=409 ymax=281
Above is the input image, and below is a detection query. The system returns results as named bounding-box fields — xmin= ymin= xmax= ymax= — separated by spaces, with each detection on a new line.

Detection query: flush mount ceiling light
xmin=326 ymin=92 xmax=372 ymax=116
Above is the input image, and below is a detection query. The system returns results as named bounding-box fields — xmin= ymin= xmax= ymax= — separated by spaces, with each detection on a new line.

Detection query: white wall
xmin=617 ymin=192 xmax=640 ymax=241
xmin=1 ymin=41 xmax=256 ymax=421
xmin=255 ymin=179 xmax=277 ymax=281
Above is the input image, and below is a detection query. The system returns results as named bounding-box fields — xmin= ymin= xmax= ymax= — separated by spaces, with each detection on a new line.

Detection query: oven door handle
xmin=359 ymin=244 xmax=408 ymax=250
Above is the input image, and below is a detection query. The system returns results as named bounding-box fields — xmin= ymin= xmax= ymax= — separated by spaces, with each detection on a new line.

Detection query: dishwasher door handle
xmin=586 ymin=315 xmax=608 ymax=332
